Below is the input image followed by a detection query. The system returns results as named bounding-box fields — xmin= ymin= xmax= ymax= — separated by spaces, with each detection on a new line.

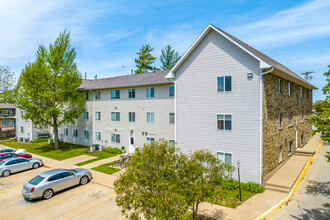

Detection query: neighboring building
xmin=0 ymin=103 xmax=16 ymax=130
xmin=16 ymin=24 xmax=316 ymax=184
xmin=61 ymin=71 xmax=175 ymax=152
xmin=15 ymin=109 xmax=50 ymax=141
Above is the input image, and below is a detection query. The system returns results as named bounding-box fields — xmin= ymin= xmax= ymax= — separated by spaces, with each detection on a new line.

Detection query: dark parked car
xmin=0 ymin=153 xmax=32 ymax=161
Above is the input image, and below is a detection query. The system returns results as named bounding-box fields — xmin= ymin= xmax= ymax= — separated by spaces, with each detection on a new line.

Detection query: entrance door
xmin=129 ymin=136 xmax=135 ymax=153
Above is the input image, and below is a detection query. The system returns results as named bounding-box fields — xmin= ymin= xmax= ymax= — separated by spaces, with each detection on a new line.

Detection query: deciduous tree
xmin=14 ymin=30 xmax=85 ymax=150
xmin=0 ymin=66 xmax=15 ymax=103
xmin=307 ymin=65 xmax=330 ymax=141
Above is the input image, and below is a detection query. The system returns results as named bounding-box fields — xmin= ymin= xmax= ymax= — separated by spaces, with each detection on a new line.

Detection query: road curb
xmin=255 ymin=140 xmax=325 ymax=220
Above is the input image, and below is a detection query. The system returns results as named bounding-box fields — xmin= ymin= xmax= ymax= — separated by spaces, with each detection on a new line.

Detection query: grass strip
xmin=91 ymin=161 xmax=120 ymax=175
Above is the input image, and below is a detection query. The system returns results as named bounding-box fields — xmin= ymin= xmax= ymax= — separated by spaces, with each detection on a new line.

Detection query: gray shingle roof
xmin=212 ymin=25 xmax=316 ymax=89
xmin=80 ymin=70 xmax=171 ymax=90
xmin=0 ymin=103 xmax=15 ymax=109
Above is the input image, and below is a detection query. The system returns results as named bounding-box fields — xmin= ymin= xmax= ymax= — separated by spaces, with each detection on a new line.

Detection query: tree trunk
xmin=53 ymin=125 xmax=59 ymax=150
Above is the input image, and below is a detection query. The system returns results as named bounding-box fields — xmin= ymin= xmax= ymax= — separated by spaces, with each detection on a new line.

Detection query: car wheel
xmin=80 ymin=176 xmax=89 ymax=185
xmin=2 ymin=170 xmax=10 ymax=177
xmin=43 ymin=189 xmax=54 ymax=199
xmin=33 ymin=162 xmax=40 ymax=169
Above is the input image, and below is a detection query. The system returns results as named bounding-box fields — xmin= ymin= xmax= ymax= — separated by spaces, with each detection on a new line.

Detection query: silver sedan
xmin=22 ymin=168 xmax=93 ymax=200
xmin=0 ymin=157 xmax=43 ymax=177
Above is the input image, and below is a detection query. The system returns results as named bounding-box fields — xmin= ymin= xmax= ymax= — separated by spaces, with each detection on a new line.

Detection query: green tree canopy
xmin=160 ymin=45 xmax=181 ymax=70
xmin=135 ymin=44 xmax=157 ymax=73
xmin=14 ymin=30 xmax=85 ymax=150
xmin=307 ymin=64 xmax=330 ymax=141
xmin=113 ymin=140 xmax=234 ymax=219
xmin=0 ymin=66 xmax=15 ymax=103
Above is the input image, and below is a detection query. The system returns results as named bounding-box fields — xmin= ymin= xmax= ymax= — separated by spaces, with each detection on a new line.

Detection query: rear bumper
xmin=21 ymin=189 xmax=41 ymax=200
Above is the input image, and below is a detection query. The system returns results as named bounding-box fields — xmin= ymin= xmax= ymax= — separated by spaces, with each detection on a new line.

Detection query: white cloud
xmin=228 ymin=0 xmax=330 ymax=48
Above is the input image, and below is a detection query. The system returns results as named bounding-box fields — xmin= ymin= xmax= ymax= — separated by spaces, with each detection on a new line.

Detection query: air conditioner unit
xmin=18 ymin=137 xmax=23 ymax=142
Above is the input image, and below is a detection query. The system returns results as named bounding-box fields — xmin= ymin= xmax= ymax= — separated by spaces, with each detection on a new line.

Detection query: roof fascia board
xmin=79 ymin=81 xmax=174 ymax=91
xmin=272 ymin=68 xmax=317 ymax=90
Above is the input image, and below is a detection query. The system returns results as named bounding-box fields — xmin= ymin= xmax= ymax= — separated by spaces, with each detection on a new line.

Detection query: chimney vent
xmin=94 ymin=75 xmax=97 ymax=81
xmin=85 ymin=72 xmax=87 ymax=79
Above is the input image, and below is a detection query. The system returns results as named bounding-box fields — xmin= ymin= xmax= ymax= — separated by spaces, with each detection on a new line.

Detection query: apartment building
xmin=61 ymin=71 xmax=175 ymax=152
xmin=0 ymin=103 xmax=16 ymax=130
xmin=16 ymin=24 xmax=316 ymax=184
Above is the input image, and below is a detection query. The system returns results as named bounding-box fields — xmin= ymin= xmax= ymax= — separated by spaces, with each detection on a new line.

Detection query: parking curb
xmin=255 ymin=140 xmax=325 ymax=220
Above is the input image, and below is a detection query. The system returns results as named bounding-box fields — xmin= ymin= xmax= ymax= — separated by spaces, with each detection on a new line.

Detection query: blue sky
xmin=0 ymin=0 xmax=329 ymax=100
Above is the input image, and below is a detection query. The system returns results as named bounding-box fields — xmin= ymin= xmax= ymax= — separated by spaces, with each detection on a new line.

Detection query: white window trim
xmin=216 ymin=75 xmax=233 ymax=93
xmin=216 ymin=113 xmax=233 ymax=131
xmin=216 ymin=151 xmax=233 ymax=165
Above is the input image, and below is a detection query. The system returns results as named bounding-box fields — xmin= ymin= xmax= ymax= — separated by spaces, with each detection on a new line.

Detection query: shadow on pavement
xmin=304 ymin=180 xmax=330 ymax=196
xmin=290 ymin=203 xmax=330 ymax=220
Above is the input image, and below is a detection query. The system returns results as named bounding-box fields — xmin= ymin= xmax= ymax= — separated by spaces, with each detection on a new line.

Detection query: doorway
xmin=129 ymin=136 xmax=135 ymax=153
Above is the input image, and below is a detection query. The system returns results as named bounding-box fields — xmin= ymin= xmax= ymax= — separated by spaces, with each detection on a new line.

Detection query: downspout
xmin=259 ymin=66 xmax=274 ymax=185
xmin=90 ymin=89 xmax=95 ymax=145
xmin=174 ymin=81 xmax=177 ymax=142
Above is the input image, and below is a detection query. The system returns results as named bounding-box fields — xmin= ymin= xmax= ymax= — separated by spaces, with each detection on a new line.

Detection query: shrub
xmin=103 ymin=146 xmax=122 ymax=154
xmin=32 ymin=138 xmax=49 ymax=143
xmin=221 ymin=179 xmax=264 ymax=193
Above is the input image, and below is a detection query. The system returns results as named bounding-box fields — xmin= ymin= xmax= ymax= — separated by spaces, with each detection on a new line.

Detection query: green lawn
xmin=207 ymin=186 xmax=256 ymax=208
xmin=1 ymin=140 xmax=118 ymax=162
xmin=91 ymin=161 xmax=121 ymax=175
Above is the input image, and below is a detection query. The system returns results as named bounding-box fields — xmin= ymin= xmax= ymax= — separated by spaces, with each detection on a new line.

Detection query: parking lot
xmin=0 ymin=167 xmax=125 ymax=220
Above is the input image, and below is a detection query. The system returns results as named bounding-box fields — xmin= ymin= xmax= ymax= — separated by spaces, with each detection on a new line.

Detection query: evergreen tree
xmin=135 ymin=44 xmax=157 ymax=73
xmin=14 ymin=30 xmax=85 ymax=150
xmin=307 ymin=64 xmax=330 ymax=141
xmin=160 ymin=45 xmax=181 ymax=70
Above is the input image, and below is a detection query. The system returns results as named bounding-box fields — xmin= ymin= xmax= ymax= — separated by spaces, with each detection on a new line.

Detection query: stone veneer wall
xmin=262 ymin=73 xmax=313 ymax=182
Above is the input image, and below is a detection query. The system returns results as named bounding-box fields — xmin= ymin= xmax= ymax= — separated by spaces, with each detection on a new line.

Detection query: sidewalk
xmin=199 ymin=134 xmax=323 ymax=220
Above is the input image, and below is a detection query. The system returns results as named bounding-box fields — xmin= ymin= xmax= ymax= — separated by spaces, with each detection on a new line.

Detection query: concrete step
xmin=264 ymin=185 xmax=290 ymax=193
xmin=264 ymin=183 xmax=291 ymax=190
xmin=295 ymin=150 xmax=314 ymax=156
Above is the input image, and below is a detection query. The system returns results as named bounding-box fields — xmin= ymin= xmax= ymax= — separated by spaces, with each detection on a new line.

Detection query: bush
xmin=221 ymin=180 xmax=264 ymax=193
xmin=32 ymin=138 xmax=49 ymax=143
xmin=103 ymin=146 xmax=122 ymax=154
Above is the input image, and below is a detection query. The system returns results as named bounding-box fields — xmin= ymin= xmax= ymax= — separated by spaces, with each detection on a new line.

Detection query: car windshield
xmin=29 ymin=175 xmax=45 ymax=185
xmin=0 ymin=161 xmax=6 ymax=166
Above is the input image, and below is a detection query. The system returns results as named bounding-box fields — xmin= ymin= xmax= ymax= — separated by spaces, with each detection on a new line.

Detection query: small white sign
xmin=236 ymin=160 xmax=240 ymax=169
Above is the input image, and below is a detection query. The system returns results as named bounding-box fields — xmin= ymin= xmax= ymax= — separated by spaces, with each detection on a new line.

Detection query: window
xmin=128 ymin=89 xmax=135 ymax=99
xmin=49 ymin=174 xmax=62 ymax=182
xmin=111 ymin=90 xmax=120 ymax=99
xmin=84 ymin=130 xmax=89 ymax=139
xmin=1 ymin=119 xmax=12 ymax=126
xmin=288 ymin=82 xmax=293 ymax=96
xmin=64 ymin=128 xmax=69 ymax=136
xmin=84 ymin=112 xmax=89 ymax=119
xmin=300 ymin=87 xmax=303 ymax=98
xmin=279 ymin=79 xmax=283 ymax=94
xmin=111 ymin=112 xmax=120 ymax=121
xmin=289 ymin=112 xmax=293 ymax=126
xmin=307 ymin=89 xmax=309 ymax=98
xmin=147 ymin=112 xmax=154 ymax=123
xmin=20 ymin=126 xmax=23 ymax=133
xmin=73 ymin=129 xmax=78 ymax=137
xmin=217 ymin=152 xmax=232 ymax=164
xmin=84 ymin=92 xmax=89 ymax=100
xmin=129 ymin=112 xmax=135 ymax=122
xmin=301 ymin=135 xmax=303 ymax=146
xmin=6 ymin=160 xmax=17 ymax=165
xmin=217 ymin=114 xmax=232 ymax=130
xmin=169 ymin=113 xmax=175 ymax=124
xmin=95 ymin=91 xmax=101 ymax=100
xmin=217 ymin=76 xmax=232 ymax=92
xmin=96 ymin=112 xmax=101 ymax=120
xmin=289 ymin=141 xmax=292 ymax=154
xmin=96 ymin=132 xmax=101 ymax=141
xmin=279 ymin=113 xmax=283 ymax=129
xmin=169 ymin=85 xmax=175 ymax=97
xmin=279 ymin=146 xmax=282 ymax=162
xmin=17 ymin=158 xmax=28 ymax=163
xmin=169 ymin=140 xmax=175 ymax=146
xmin=111 ymin=134 xmax=120 ymax=143
xmin=147 ymin=137 xmax=154 ymax=144
xmin=146 ymin=87 xmax=155 ymax=98
xmin=61 ymin=172 xmax=74 ymax=178
xmin=301 ymin=112 xmax=304 ymax=123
